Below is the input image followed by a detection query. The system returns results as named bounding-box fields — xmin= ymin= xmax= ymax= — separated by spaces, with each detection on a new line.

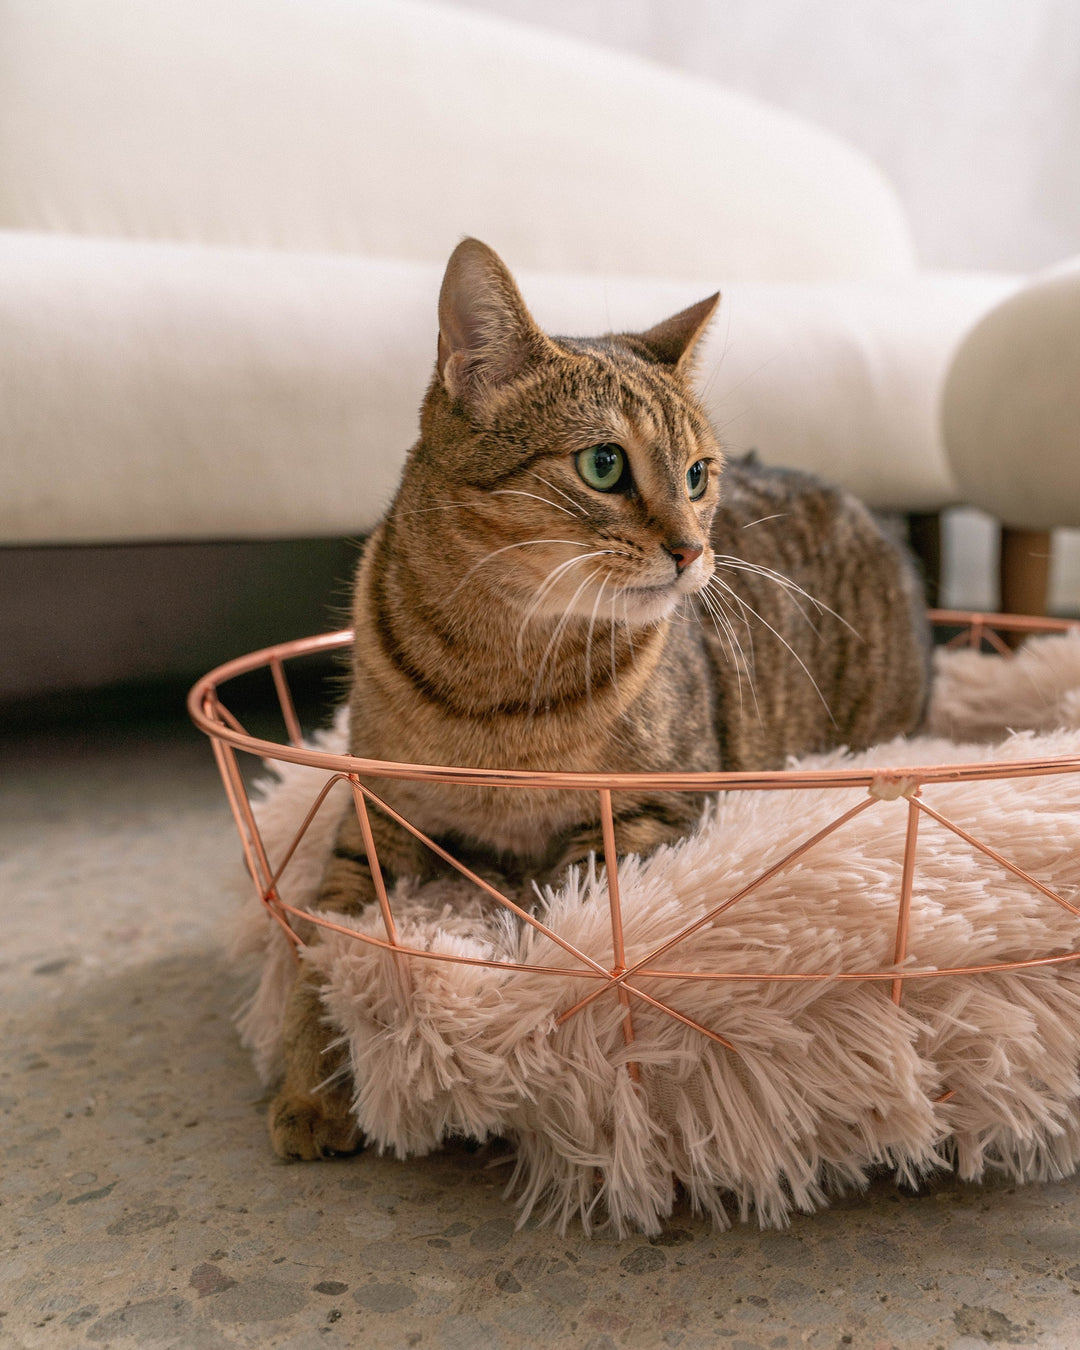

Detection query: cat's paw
xmin=268 ymin=1089 xmax=363 ymax=1161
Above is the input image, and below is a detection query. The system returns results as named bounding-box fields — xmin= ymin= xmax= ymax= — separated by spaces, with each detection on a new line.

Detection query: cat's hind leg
xmin=267 ymin=804 xmax=424 ymax=1161
xmin=269 ymin=964 xmax=362 ymax=1161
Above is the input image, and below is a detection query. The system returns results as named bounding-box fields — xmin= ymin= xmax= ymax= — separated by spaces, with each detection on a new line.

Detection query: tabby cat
xmin=269 ymin=238 xmax=929 ymax=1160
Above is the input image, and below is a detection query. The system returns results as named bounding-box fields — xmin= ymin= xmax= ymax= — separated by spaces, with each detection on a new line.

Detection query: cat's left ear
xmin=633 ymin=293 xmax=720 ymax=373
xmin=436 ymin=238 xmax=552 ymax=407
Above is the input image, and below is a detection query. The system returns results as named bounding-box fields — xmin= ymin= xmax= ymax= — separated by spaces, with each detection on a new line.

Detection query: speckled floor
xmin=5 ymin=698 xmax=1080 ymax=1350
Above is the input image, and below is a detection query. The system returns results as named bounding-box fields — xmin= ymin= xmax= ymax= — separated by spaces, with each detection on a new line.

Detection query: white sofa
xmin=943 ymin=258 xmax=1080 ymax=615
xmin=2 ymin=0 xmax=1068 ymax=693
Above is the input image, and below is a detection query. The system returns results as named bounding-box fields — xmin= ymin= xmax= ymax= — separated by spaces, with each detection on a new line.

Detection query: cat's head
xmin=405 ymin=238 xmax=721 ymax=628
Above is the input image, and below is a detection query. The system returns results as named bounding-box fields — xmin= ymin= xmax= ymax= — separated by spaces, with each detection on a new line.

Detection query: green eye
xmin=686 ymin=460 xmax=708 ymax=500
xmin=575 ymin=443 xmax=626 ymax=492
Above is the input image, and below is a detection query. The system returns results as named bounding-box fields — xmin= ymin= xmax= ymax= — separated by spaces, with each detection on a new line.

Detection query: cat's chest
xmin=350 ymin=570 xmax=672 ymax=774
xmin=352 ymin=703 xmax=610 ymax=857
xmin=358 ymin=678 xmax=614 ymax=774
xmin=346 ymin=556 xmax=712 ymax=853
xmin=349 ymin=638 xmax=656 ymax=855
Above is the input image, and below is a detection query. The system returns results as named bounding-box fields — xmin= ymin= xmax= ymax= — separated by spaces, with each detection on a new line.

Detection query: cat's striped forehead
xmin=475 ymin=334 xmax=720 ymax=474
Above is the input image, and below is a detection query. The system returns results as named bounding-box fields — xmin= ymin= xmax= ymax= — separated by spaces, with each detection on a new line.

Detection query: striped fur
xmin=267 ymin=239 xmax=930 ymax=1160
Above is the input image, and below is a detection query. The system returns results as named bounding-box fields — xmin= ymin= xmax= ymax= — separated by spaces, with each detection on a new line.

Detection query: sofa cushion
xmin=693 ymin=271 xmax=1020 ymax=512
xmin=0 ymin=230 xmax=1019 ymax=543
xmin=0 ymin=0 xmax=915 ymax=284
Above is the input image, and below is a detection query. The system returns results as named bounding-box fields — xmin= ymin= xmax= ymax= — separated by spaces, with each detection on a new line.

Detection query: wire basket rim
xmin=187 ymin=609 xmax=1080 ymax=792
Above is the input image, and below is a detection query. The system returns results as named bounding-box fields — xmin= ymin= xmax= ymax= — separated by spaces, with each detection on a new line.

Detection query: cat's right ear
xmin=633 ymin=293 xmax=721 ymax=373
xmin=437 ymin=239 xmax=548 ymax=406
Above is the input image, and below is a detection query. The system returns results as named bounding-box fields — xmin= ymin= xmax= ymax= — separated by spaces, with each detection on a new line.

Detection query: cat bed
xmin=210 ymin=624 xmax=1080 ymax=1235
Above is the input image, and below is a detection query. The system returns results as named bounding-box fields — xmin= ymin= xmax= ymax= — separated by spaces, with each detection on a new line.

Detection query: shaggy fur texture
xmin=233 ymin=634 xmax=1080 ymax=1234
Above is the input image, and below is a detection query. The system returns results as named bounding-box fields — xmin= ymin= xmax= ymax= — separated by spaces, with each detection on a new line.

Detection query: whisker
xmin=491 ymin=488 xmax=580 ymax=519
xmin=708 ymin=575 xmax=836 ymax=725
xmin=713 ymin=558 xmax=821 ymax=634
xmin=697 ymin=586 xmax=739 ymax=679
xmin=695 ymin=588 xmax=742 ymax=713
xmin=709 ymin=350 xmax=785 ymax=411
xmin=393 ymin=498 xmax=477 ymax=518
xmin=584 ymin=573 xmax=611 ymax=705
xmin=449 ymin=537 xmax=593 ymax=600
xmin=704 ymin=582 xmax=768 ymax=701
xmin=718 ymin=590 xmax=761 ymax=725
xmin=608 ymin=589 xmax=620 ymax=699
xmin=713 ymin=554 xmax=823 ymax=603
xmin=515 ymin=551 xmax=618 ymax=668
xmin=524 ymin=470 xmax=587 ymax=516
xmin=694 ymin=299 xmax=735 ymax=408
xmin=520 ymin=551 xmax=618 ymax=623
xmin=531 ymin=569 xmax=601 ymax=711
xmin=719 ymin=577 xmax=758 ymax=672
xmin=515 ymin=556 xmax=595 ymax=666
xmin=712 ymin=554 xmax=861 ymax=640
xmin=739 ymin=512 xmax=788 ymax=530
xmin=698 ymin=586 xmax=760 ymax=725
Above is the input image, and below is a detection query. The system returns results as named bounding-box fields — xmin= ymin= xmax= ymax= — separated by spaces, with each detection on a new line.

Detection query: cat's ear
xmin=437 ymin=238 xmax=549 ymax=405
xmin=633 ymin=293 xmax=720 ymax=372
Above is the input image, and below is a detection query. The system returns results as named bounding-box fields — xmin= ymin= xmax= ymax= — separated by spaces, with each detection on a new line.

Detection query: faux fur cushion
xmin=231 ymin=633 xmax=1080 ymax=1234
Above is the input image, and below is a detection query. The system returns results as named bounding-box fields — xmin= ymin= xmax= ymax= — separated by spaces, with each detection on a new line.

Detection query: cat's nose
xmin=663 ymin=541 xmax=704 ymax=573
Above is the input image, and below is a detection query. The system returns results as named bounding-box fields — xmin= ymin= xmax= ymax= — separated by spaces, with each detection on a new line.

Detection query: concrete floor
xmin=5 ymin=696 xmax=1080 ymax=1349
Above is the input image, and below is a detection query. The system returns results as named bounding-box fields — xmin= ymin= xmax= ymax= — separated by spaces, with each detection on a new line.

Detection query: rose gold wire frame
xmin=188 ymin=610 xmax=1080 ymax=1086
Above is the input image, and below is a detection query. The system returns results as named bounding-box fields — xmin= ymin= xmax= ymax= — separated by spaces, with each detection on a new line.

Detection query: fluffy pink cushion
xmin=232 ymin=635 xmax=1080 ymax=1234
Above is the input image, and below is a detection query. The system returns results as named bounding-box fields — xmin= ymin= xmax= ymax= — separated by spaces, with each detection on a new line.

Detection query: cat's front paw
xmin=268 ymin=1089 xmax=363 ymax=1161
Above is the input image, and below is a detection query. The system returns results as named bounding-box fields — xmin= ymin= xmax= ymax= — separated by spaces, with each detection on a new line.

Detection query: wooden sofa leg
xmin=999 ymin=526 xmax=1051 ymax=625
xmin=906 ymin=511 xmax=941 ymax=607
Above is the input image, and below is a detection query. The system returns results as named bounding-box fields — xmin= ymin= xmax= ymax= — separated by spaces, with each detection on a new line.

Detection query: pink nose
xmin=664 ymin=541 xmax=704 ymax=573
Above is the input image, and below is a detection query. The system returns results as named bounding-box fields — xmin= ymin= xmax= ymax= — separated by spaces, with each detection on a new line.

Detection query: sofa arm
xmin=944 ymin=258 xmax=1080 ymax=531
xmin=943 ymin=258 xmax=1080 ymax=614
xmin=522 ymin=268 xmax=1018 ymax=513
xmin=0 ymin=231 xmax=437 ymax=543
xmin=0 ymin=230 xmax=1024 ymax=546
xmin=688 ymin=272 xmax=1021 ymax=513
